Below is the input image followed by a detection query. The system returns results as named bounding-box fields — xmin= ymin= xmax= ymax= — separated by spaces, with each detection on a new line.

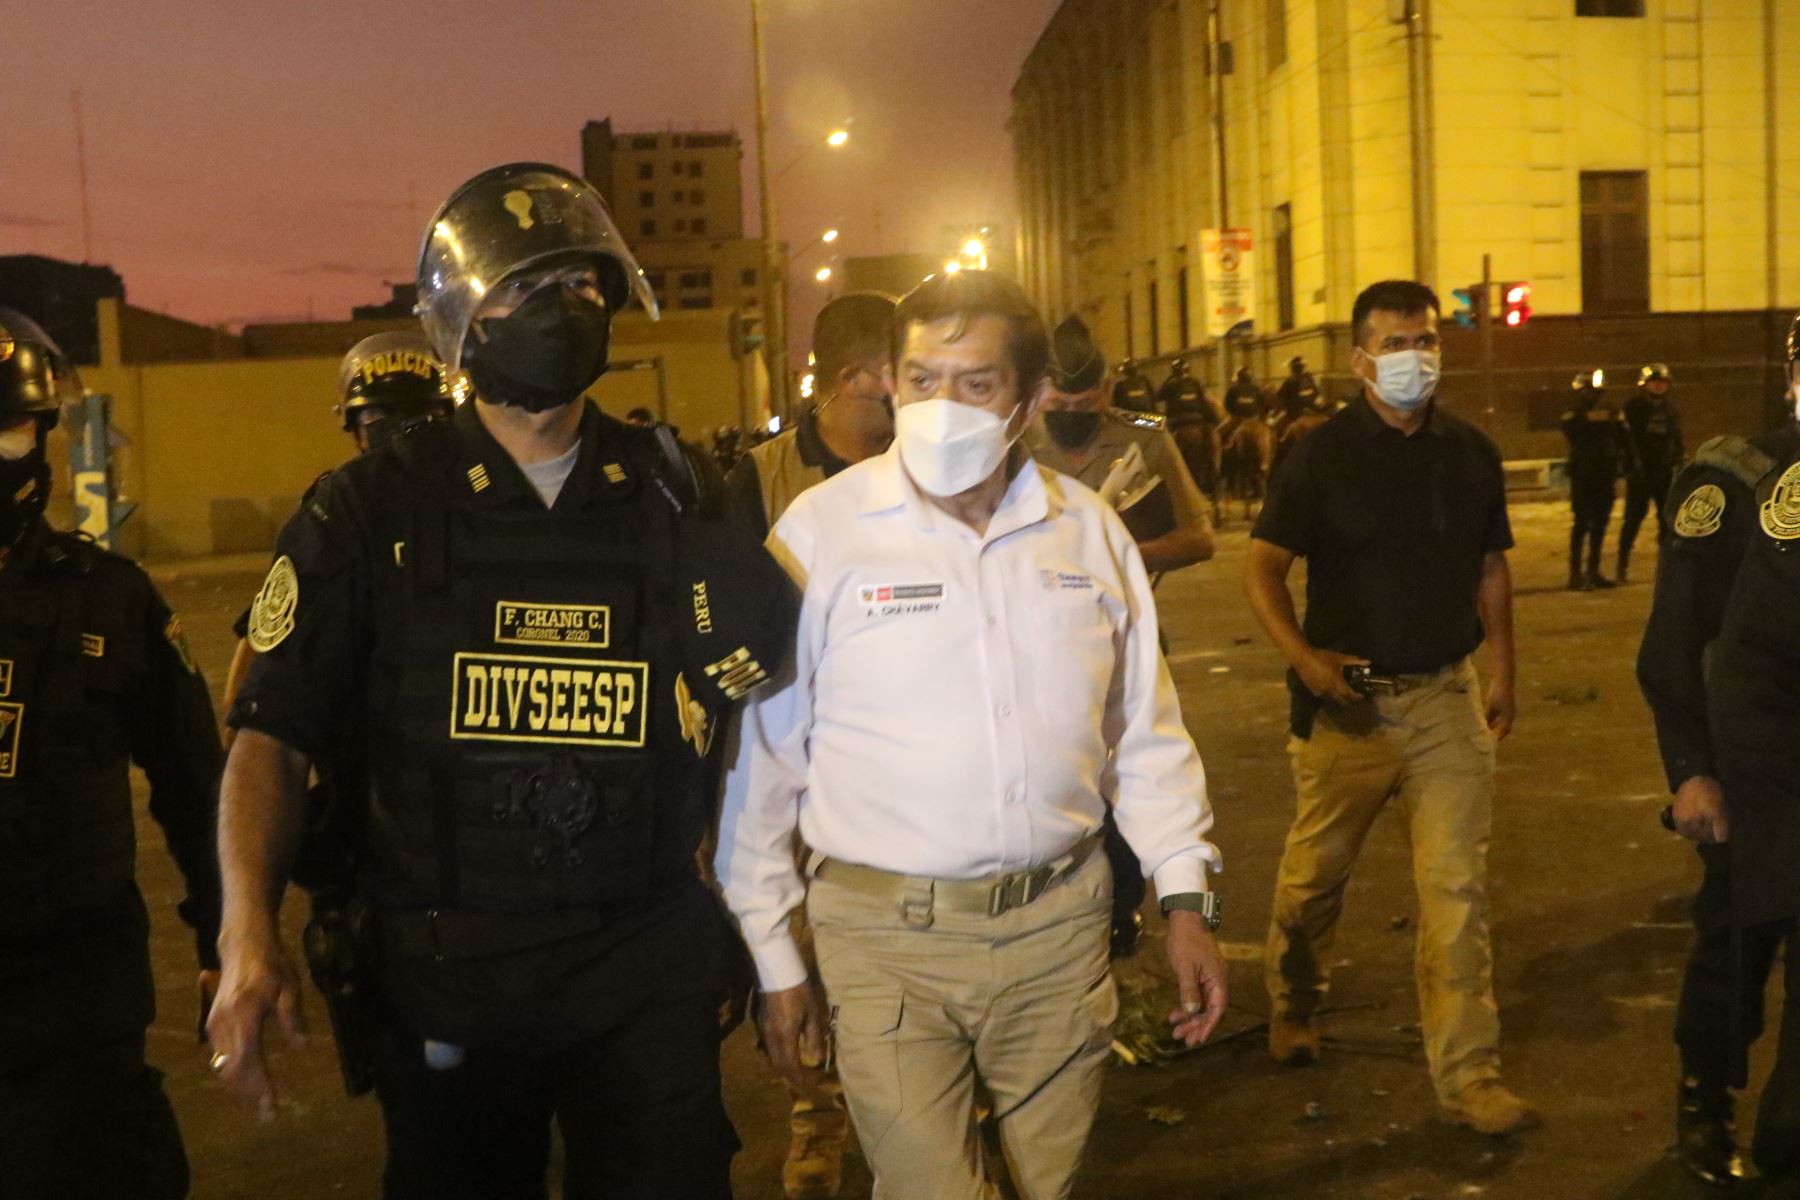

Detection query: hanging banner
xmin=1201 ymin=227 xmax=1255 ymax=339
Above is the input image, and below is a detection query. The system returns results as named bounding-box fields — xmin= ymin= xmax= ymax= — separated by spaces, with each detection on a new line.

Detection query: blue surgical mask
xmin=1368 ymin=349 xmax=1440 ymax=413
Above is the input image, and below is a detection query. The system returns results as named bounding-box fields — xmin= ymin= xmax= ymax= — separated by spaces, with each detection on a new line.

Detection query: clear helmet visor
xmin=0 ymin=306 xmax=83 ymax=427
xmin=415 ymin=163 xmax=660 ymax=373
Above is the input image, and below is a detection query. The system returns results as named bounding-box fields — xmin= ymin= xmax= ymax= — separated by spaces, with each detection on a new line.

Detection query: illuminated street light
xmin=822 ymin=228 xmax=840 ymax=243
xmin=962 ymin=238 xmax=985 ymax=259
xmin=826 ymin=128 xmax=850 ymax=148
xmin=943 ymin=261 xmax=962 ymax=274
xmin=815 ymin=266 xmax=833 ymax=282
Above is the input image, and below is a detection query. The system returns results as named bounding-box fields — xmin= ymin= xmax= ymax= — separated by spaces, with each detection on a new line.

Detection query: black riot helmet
xmin=0 ymin=308 xmax=81 ymax=549
xmin=1047 ymin=315 xmax=1105 ymax=393
xmin=335 ymin=331 xmax=453 ymax=445
xmin=1169 ymin=356 xmax=1190 ymax=377
xmin=416 ymin=163 xmax=659 ymax=411
xmin=1637 ymin=362 xmax=1671 ymax=388
xmin=1571 ymin=369 xmax=1604 ymax=392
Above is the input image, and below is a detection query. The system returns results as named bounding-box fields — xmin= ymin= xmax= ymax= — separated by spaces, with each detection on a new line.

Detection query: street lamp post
xmin=749 ymin=0 xmax=788 ymax=417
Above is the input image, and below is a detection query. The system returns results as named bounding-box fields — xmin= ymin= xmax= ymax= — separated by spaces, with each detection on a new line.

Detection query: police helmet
xmin=0 ymin=307 xmax=80 ymax=430
xmin=1638 ymin=363 xmax=1671 ymax=387
xmin=1047 ymin=315 xmax=1104 ymax=393
xmin=1289 ymin=356 xmax=1306 ymax=371
xmin=1571 ymin=369 xmax=1604 ymax=391
xmin=335 ymin=331 xmax=452 ymax=432
xmin=1170 ymin=356 xmax=1190 ymax=375
xmin=416 ymin=163 xmax=659 ymax=376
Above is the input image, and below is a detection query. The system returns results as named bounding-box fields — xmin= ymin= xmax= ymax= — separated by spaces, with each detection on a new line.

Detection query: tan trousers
xmin=807 ymin=851 xmax=1116 ymax=1200
xmin=1264 ymin=657 xmax=1503 ymax=1102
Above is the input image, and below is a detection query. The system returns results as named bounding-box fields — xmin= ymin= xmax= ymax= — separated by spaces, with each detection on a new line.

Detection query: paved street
xmin=132 ymin=500 xmax=1773 ymax=1198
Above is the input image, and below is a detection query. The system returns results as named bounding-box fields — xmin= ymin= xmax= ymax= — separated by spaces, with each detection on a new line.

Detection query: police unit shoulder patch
xmin=247 ymin=555 xmax=300 ymax=652
xmin=0 ymin=658 xmax=13 ymax=698
xmin=703 ymin=646 xmax=769 ymax=701
xmin=1761 ymin=461 xmax=1800 ymax=541
xmin=80 ymin=633 xmax=105 ymax=658
xmin=494 ymin=601 xmax=611 ymax=647
xmin=0 ymin=702 xmax=21 ymax=779
xmin=451 ymin=652 xmax=648 ymax=747
xmin=1673 ymin=484 xmax=1726 ymax=539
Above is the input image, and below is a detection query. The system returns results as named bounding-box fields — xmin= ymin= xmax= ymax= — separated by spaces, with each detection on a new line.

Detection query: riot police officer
xmin=1273 ymin=356 xmax=1321 ymax=429
xmin=207 ymin=164 xmax=795 ymax=1199
xmin=1156 ymin=356 xmax=1207 ymax=418
xmin=1112 ymin=356 xmax=1157 ymax=414
xmin=0 ymin=308 xmax=224 ymax=1198
xmin=1618 ymin=362 xmax=1685 ymax=582
xmin=1223 ymin=366 xmax=1268 ymax=421
xmin=1561 ymin=370 xmax=1624 ymax=590
xmin=1638 ymin=315 xmax=1800 ymax=1190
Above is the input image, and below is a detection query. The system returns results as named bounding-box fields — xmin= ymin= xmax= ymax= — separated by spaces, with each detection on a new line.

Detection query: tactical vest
xmin=0 ymin=537 xmax=139 ymax=945
xmin=357 ymin=426 xmax=713 ymax=927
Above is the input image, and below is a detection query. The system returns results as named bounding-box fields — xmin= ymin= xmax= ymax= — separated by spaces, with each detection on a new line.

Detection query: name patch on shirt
xmin=1040 ymin=570 xmax=1095 ymax=591
xmin=493 ymin=601 xmax=612 ymax=647
xmin=451 ymin=652 xmax=647 ymax=747
xmin=857 ymin=581 xmax=946 ymax=617
xmin=0 ymin=702 xmax=20 ymax=779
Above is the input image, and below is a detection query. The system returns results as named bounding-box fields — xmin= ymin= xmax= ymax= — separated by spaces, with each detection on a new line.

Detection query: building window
xmin=631 ymin=136 xmax=659 ymax=150
xmin=1580 ymin=170 xmax=1650 ymax=313
xmin=1266 ymin=0 xmax=1288 ymax=69
xmin=678 ymin=295 xmax=712 ymax=310
xmin=1576 ymin=0 xmax=1643 ymax=14
xmin=637 ymin=162 xmax=653 ymax=181
xmin=689 ymin=160 xmax=704 ymax=176
xmin=638 ymin=191 xmax=654 ymax=207
xmin=1176 ymin=258 xmax=1191 ymax=348
xmin=675 ymin=218 xmax=688 ymax=233
xmin=641 ymin=220 xmax=657 ymax=237
xmin=1274 ymin=203 xmax=1296 ymax=331
xmin=1147 ymin=279 xmax=1161 ymax=357
xmin=692 ymin=217 xmax=707 ymax=235
xmin=691 ymin=190 xmax=705 ymax=206
xmin=741 ymin=268 xmax=758 ymax=288
xmin=644 ymin=271 xmax=667 ymax=293
xmin=678 ymin=270 xmax=713 ymax=289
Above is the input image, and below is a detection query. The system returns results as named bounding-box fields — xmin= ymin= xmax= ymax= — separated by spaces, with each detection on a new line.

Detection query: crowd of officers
xmin=0 ymin=158 xmax=1797 ymax=1200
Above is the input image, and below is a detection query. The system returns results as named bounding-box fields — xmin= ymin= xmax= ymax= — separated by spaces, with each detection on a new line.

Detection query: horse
xmin=1169 ymin=416 xmax=1223 ymax=523
xmin=1271 ymin=408 xmax=1331 ymax=477
xmin=1219 ymin=415 xmax=1274 ymax=519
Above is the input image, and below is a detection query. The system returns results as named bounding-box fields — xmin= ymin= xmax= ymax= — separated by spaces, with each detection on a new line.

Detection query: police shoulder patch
xmin=247 ymin=555 xmax=299 ymax=652
xmin=1673 ymin=483 xmax=1725 ymax=539
xmin=1110 ymin=409 xmax=1166 ymax=431
xmin=1761 ymin=461 xmax=1800 ymax=541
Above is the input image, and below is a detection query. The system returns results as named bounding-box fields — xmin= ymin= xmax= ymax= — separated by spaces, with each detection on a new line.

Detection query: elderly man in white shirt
xmin=716 ymin=271 xmax=1226 ymax=1200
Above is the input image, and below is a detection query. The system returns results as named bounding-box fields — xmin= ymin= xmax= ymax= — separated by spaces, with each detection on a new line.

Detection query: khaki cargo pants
xmin=1265 ymin=657 xmax=1503 ymax=1102
xmin=806 ymin=850 xmax=1116 ymax=1200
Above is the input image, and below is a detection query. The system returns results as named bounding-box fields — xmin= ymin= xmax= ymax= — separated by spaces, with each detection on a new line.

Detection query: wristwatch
xmin=1160 ymin=891 xmax=1222 ymax=931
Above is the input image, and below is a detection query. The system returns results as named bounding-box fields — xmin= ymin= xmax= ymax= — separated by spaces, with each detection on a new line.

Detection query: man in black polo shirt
xmin=727 ymin=292 xmax=896 ymax=540
xmin=1244 ymin=280 xmax=1531 ymax=1136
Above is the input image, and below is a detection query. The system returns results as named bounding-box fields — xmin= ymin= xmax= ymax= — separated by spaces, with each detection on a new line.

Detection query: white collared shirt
xmin=715 ymin=444 xmax=1221 ymax=990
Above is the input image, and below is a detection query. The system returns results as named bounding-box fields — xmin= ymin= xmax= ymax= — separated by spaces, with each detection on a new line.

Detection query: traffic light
xmin=1451 ymin=284 xmax=1487 ymax=330
xmin=1500 ymin=281 xmax=1532 ymax=328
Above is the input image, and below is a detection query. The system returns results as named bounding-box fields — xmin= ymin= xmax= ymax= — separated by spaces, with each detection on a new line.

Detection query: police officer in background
xmin=223 ymin=332 xmax=454 ymax=707
xmin=1638 ymin=315 xmax=1800 ymax=1190
xmin=0 ymin=309 xmax=225 ymax=1198
xmin=1273 ymin=356 xmax=1321 ymax=429
xmin=1561 ymin=370 xmax=1625 ymax=590
xmin=1223 ymin=366 xmax=1268 ymax=421
xmin=1617 ymin=362 xmax=1685 ymax=583
xmin=1156 ymin=355 xmax=1205 ymax=418
xmin=1112 ymin=356 xmax=1157 ymax=414
xmin=206 ymin=164 xmax=794 ymax=1199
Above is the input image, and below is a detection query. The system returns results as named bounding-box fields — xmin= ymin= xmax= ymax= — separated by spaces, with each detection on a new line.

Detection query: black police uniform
xmin=1639 ymin=427 xmax=1800 ymax=1186
xmin=1561 ymin=392 xmax=1624 ymax=587
xmin=1618 ymin=391 xmax=1685 ymax=578
xmin=229 ymin=399 xmax=795 ymax=1199
xmin=1156 ymin=370 xmax=1205 ymax=419
xmin=1223 ymin=377 xmax=1267 ymax=421
xmin=0 ymin=523 xmax=223 ymax=1200
xmin=1275 ymin=369 xmax=1321 ymax=426
xmin=1113 ymin=367 xmax=1157 ymax=414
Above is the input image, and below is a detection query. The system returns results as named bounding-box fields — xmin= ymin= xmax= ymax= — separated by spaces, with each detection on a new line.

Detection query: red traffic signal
xmin=1500 ymin=282 xmax=1532 ymax=328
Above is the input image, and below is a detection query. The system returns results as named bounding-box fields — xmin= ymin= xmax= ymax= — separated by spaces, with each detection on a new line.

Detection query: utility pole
xmin=1208 ymin=0 xmax=1231 ymax=397
xmin=1480 ymin=253 xmax=1495 ymax=430
xmin=1401 ymin=0 xmax=1437 ymax=286
xmin=749 ymin=0 xmax=789 ymax=418
xmin=71 ymin=89 xmax=95 ymax=263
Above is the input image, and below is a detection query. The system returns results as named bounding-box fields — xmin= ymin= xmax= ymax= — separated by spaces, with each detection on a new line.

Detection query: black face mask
xmin=463 ymin=284 xmax=612 ymax=413
xmin=1043 ymin=409 xmax=1102 ymax=448
xmin=0 ymin=441 xmax=50 ymax=551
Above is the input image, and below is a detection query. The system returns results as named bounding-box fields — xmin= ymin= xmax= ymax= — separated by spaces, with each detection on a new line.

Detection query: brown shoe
xmin=783 ymin=1097 xmax=850 ymax=1199
xmin=1444 ymin=1081 xmax=1540 ymax=1135
xmin=1268 ymin=1013 xmax=1321 ymax=1066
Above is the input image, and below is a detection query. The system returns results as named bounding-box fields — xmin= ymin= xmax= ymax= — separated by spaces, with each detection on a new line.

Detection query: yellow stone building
xmin=1012 ymin=0 xmax=1799 ymax=451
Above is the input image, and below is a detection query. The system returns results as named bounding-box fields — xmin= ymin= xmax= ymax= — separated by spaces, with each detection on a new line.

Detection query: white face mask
xmin=0 ymin=424 xmax=38 ymax=462
xmin=895 ymin=398 xmax=1022 ymax=497
xmin=1364 ymin=349 xmax=1440 ymax=413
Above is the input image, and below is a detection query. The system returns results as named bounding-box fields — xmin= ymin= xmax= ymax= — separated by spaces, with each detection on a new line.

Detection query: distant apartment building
xmin=1012 ymin=0 xmax=1800 ymax=454
xmin=581 ymin=118 xmax=768 ymax=313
